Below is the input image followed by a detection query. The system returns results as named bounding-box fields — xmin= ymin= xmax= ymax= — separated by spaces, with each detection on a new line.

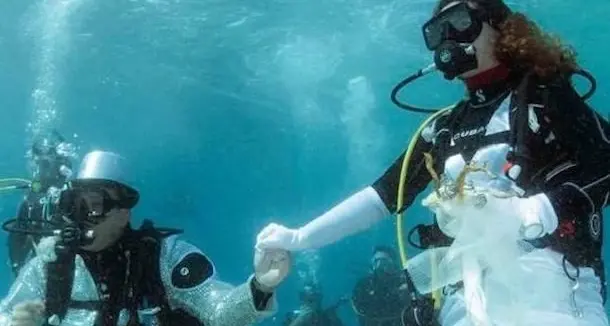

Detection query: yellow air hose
xmin=395 ymin=106 xmax=453 ymax=310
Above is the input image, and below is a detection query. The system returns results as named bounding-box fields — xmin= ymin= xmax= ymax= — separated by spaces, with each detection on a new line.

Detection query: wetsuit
xmin=371 ymin=66 xmax=610 ymax=324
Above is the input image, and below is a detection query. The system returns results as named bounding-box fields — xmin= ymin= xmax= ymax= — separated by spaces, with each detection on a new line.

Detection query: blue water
xmin=0 ymin=0 xmax=609 ymax=324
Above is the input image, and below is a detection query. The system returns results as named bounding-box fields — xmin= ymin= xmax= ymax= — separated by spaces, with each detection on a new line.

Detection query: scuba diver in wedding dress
xmin=255 ymin=0 xmax=610 ymax=325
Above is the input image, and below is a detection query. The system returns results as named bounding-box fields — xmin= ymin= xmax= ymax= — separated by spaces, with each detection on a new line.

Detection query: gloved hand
xmin=253 ymin=248 xmax=292 ymax=292
xmin=255 ymin=187 xmax=389 ymax=252
xmin=256 ymin=223 xmax=302 ymax=251
xmin=10 ymin=301 xmax=45 ymax=326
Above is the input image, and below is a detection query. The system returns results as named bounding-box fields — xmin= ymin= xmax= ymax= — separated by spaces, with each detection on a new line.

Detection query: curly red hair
xmin=494 ymin=12 xmax=578 ymax=79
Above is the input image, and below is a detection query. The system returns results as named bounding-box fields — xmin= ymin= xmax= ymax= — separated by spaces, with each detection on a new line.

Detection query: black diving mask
xmin=422 ymin=2 xmax=485 ymax=51
xmin=58 ymin=186 xmax=127 ymax=225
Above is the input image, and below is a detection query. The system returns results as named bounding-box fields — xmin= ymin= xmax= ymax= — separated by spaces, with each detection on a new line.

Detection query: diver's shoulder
xmin=159 ymin=234 xmax=202 ymax=255
xmin=158 ymin=235 xmax=216 ymax=289
xmin=159 ymin=235 xmax=214 ymax=265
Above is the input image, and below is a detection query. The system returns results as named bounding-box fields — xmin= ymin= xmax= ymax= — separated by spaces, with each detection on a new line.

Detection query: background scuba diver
xmin=256 ymin=0 xmax=610 ymax=325
xmin=351 ymin=246 xmax=411 ymax=326
xmin=7 ymin=131 xmax=76 ymax=277
xmin=1 ymin=150 xmax=292 ymax=326
xmin=283 ymin=283 xmax=346 ymax=326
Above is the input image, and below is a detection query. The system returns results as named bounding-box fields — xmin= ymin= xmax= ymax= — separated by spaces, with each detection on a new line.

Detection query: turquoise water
xmin=0 ymin=0 xmax=609 ymax=324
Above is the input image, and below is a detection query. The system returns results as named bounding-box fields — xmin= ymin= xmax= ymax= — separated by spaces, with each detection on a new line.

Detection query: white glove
xmin=513 ymin=193 xmax=559 ymax=239
xmin=10 ymin=301 xmax=45 ymax=326
xmin=253 ymin=248 xmax=292 ymax=292
xmin=256 ymin=223 xmax=302 ymax=251
xmin=255 ymin=187 xmax=389 ymax=252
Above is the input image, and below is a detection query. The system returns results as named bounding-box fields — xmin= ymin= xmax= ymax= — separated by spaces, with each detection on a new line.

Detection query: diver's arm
xmin=160 ymin=236 xmax=276 ymax=326
xmin=256 ymin=120 xmax=439 ymax=251
xmin=293 ymin=186 xmax=390 ymax=250
xmin=371 ymin=133 xmax=435 ymax=214
xmin=0 ymin=256 xmax=47 ymax=325
xmin=258 ymin=180 xmax=407 ymax=251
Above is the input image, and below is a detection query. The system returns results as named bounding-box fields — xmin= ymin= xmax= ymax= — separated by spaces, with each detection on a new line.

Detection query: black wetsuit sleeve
xmin=372 ymin=135 xmax=435 ymax=214
xmin=538 ymin=78 xmax=610 ymax=220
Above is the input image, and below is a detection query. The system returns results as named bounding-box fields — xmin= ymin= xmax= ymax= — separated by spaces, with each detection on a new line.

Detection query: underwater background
xmin=0 ymin=0 xmax=609 ymax=324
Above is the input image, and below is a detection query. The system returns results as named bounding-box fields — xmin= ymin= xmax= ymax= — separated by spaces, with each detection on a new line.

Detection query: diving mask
xmin=57 ymin=185 xmax=129 ymax=225
xmin=422 ymin=2 xmax=485 ymax=51
xmin=29 ymin=132 xmax=76 ymax=190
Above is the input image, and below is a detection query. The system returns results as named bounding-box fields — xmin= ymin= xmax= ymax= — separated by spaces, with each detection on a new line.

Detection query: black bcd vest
xmin=44 ymin=219 xmax=204 ymax=326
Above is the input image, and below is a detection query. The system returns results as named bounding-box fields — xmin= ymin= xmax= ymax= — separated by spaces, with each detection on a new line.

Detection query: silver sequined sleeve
xmin=159 ymin=236 xmax=277 ymax=326
xmin=0 ymin=256 xmax=47 ymax=325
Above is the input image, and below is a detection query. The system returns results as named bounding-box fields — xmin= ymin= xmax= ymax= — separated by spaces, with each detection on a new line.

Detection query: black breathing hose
xmin=390 ymin=65 xmax=597 ymax=114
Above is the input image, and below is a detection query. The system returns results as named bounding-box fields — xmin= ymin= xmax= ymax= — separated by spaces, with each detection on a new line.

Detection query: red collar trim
xmin=465 ymin=64 xmax=510 ymax=90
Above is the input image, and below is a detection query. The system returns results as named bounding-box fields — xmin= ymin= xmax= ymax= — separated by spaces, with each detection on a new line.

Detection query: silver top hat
xmin=73 ymin=150 xmax=139 ymax=208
